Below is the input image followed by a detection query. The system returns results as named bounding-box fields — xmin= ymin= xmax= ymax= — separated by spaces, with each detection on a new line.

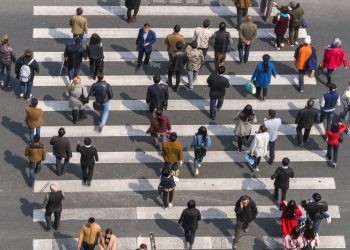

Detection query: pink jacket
xmin=283 ymin=234 xmax=304 ymax=249
xmin=98 ymin=234 xmax=117 ymax=250
xmin=323 ymin=47 xmax=348 ymax=69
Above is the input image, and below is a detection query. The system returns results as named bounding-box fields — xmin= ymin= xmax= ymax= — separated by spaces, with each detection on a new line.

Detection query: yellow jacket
xmin=78 ymin=222 xmax=101 ymax=247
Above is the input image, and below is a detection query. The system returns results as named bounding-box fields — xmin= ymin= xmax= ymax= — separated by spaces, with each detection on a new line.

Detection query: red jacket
xmin=324 ymin=122 xmax=346 ymax=145
xmin=147 ymin=115 xmax=171 ymax=134
xmin=323 ymin=47 xmax=348 ymax=69
xmin=280 ymin=200 xmax=303 ymax=236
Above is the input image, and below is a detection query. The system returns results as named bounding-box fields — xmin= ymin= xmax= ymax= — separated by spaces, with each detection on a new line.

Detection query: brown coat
xmin=78 ymin=222 xmax=101 ymax=247
xmin=69 ymin=15 xmax=88 ymax=35
xmin=25 ymin=143 xmax=47 ymax=162
xmin=98 ymin=234 xmax=117 ymax=250
xmin=162 ymin=141 xmax=184 ymax=164
xmin=235 ymin=0 xmax=251 ymax=8
xmin=25 ymin=106 xmax=44 ymax=128
xmin=165 ymin=32 xmax=186 ymax=54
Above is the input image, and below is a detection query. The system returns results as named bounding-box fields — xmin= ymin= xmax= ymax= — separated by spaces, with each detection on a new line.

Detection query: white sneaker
xmin=198 ymin=163 xmax=202 ymax=168
xmin=164 ymin=207 xmax=168 ymax=211
xmin=195 ymin=169 xmax=199 ymax=175
xmin=295 ymin=41 xmax=299 ymax=45
xmin=255 ymin=167 xmax=260 ymax=172
xmin=280 ymin=43 xmax=285 ymax=47
xmin=169 ymin=203 xmax=173 ymax=208
xmin=19 ymin=93 xmax=24 ymax=98
xmin=326 ymin=216 xmax=332 ymax=224
xmin=276 ymin=47 xmax=281 ymax=51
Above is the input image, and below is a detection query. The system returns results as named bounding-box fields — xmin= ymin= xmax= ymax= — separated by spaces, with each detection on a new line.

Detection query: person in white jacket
xmin=248 ymin=124 xmax=269 ymax=172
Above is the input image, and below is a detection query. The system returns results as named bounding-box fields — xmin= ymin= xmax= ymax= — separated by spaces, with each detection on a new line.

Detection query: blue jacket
xmin=251 ymin=62 xmax=277 ymax=88
xmin=190 ymin=134 xmax=212 ymax=149
xmin=136 ymin=29 xmax=156 ymax=53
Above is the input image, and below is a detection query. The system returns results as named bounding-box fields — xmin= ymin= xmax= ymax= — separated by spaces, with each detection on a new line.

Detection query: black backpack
xmin=301 ymin=240 xmax=315 ymax=250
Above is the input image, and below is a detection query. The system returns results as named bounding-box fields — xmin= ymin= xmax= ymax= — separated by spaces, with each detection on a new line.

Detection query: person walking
xmin=146 ymin=74 xmax=169 ymax=113
xmin=162 ymin=132 xmax=184 ymax=169
xmin=302 ymin=222 xmax=320 ymax=249
xmin=233 ymin=195 xmax=258 ymax=250
xmin=98 ymin=228 xmax=117 ymax=250
xmin=159 ymin=168 xmax=176 ymax=210
xmin=295 ymin=99 xmax=319 ymax=147
xmin=207 ymin=66 xmax=230 ymax=120
xmin=273 ymin=6 xmax=290 ymax=50
xmin=168 ymin=41 xmax=187 ymax=92
xmin=238 ymin=15 xmax=257 ymax=64
xmin=64 ymin=37 xmax=86 ymax=81
xmin=0 ymin=34 xmax=16 ymax=88
xmin=146 ymin=110 xmax=171 ymax=151
xmin=324 ymin=121 xmax=346 ymax=168
xmin=136 ymin=23 xmax=156 ymax=71
xmin=280 ymin=200 xmax=302 ymax=236
xmin=260 ymin=0 xmax=273 ymax=21
xmin=294 ymin=35 xmax=313 ymax=93
xmin=78 ymin=217 xmax=101 ymax=250
xmin=341 ymin=81 xmax=350 ymax=125
xmin=186 ymin=41 xmax=204 ymax=90
xmin=213 ymin=22 xmax=232 ymax=72
xmin=50 ymin=127 xmax=72 ymax=176
xmin=319 ymin=83 xmax=341 ymax=130
xmin=69 ymin=7 xmax=88 ymax=41
xmin=264 ymin=109 xmax=282 ymax=164
xmin=271 ymin=157 xmax=295 ymax=201
xmin=41 ymin=183 xmax=64 ymax=231
xmin=251 ymin=54 xmax=276 ymax=100
xmin=248 ymin=124 xmax=269 ymax=172
xmin=234 ymin=0 xmax=252 ymax=28
xmin=89 ymin=74 xmax=113 ymax=132
xmin=69 ymin=76 xmax=88 ymax=124
xmin=15 ymin=49 xmax=39 ymax=100
xmin=165 ymin=25 xmax=186 ymax=58
xmin=77 ymin=137 xmax=99 ymax=186
xmin=25 ymin=98 xmax=44 ymax=144
xmin=25 ymin=134 xmax=46 ymax=186
xmin=233 ymin=104 xmax=257 ymax=152
xmin=125 ymin=0 xmax=141 ymax=23
xmin=86 ymin=33 xmax=104 ymax=80
xmin=190 ymin=126 xmax=212 ymax=176
xmin=178 ymin=200 xmax=202 ymax=250
xmin=322 ymin=38 xmax=348 ymax=86
xmin=192 ymin=19 xmax=213 ymax=58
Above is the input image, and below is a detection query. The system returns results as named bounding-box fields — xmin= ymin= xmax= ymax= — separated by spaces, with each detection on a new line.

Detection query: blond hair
xmin=1 ymin=34 xmax=9 ymax=45
xmin=69 ymin=76 xmax=81 ymax=91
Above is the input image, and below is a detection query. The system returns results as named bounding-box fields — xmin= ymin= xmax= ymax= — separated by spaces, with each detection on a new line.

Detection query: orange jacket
xmin=294 ymin=44 xmax=312 ymax=70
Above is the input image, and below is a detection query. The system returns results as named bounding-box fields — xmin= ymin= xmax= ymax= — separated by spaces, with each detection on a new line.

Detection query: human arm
xmin=66 ymin=141 xmax=72 ymax=158
xmin=271 ymin=63 xmax=277 ymax=77
xmin=178 ymin=210 xmax=184 ymax=225
xmin=146 ymin=87 xmax=151 ymax=104
xmin=94 ymin=149 xmax=99 ymax=162
xmin=341 ymin=49 xmax=348 ymax=68
xmin=83 ymin=18 xmax=88 ymax=34
xmin=41 ymin=194 xmax=49 ymax=208
xmin=42 ymin=145 xmax=47 ymax=161
xmin=25 ymin=146 xmax=29 ymax=157
xmin=271 ymin=169 xmax=278 ymax=180
xmin=77 ymin=225 xmax=84 ymax=249
xmin=251 ymin=65 xmax=258 ymax=81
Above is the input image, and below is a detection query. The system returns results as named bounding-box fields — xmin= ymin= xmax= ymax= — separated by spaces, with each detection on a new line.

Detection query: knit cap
xmin=290 ymin=1 xmax=297 ymax=8
xmin=333 ymin=38 xmax=342 ymax=48
xmin=304 ymin=35 xmax=311 ymax=45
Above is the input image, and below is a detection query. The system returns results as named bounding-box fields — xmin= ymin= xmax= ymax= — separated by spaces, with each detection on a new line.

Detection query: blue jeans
xmin=68 ymin=66 xmax=81 ymax=81
xmin=184 ymin=228 xmax=196 ymax=245
xmin=19 ymin=80 xmax=33 ymax=97
xmin=238 ymin=40 xmax=250 ymax=63
xmin=29 ymin=161 xmax=42 ymax=185
xmin=187 ymin=70 xmax=198 ymax=88
xmin=209 ymin=97 xmax=224 ymax=119
xmin=28 ymin=127 xmax=41 ymax=144
xmin=0 ymin=63 xmax=12 ymax=84
xmin=319 ymin=110 xmax=335 ymax=131
xmin=99 ymin=102 xmax=110 ymax=128
xmin=194 ymin=155 xmax=204 ymax=170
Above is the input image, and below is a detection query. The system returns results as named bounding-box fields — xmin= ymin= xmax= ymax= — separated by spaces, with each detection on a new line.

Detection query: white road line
xmin=33 ymin=6 xmax=279 ymax=16
xmin=34 ymin=74 xmax=317 ymax=87
xmin=33 ymin=178 xmax=335 ymax=193
xmin=42 ymin=150 xmax=327 ymax=165
xmin=37 ymin=99 xmax=319 ymax=111
xmin=33 ymin=236 xmax=346 ymax=250
xmin=33 ymin=28 xmax=307 ymax=39
xmin=40 ymin=124 xmax=325 ymax=137
xmin=34 ymin=51 xmax=296 ymax=62
xmin=32 ymin=205 xmax=340 ymax=222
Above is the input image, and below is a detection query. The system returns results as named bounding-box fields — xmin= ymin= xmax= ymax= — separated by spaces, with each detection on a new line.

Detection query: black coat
xmin=160 ymin=175 xmax=176 ymax=189
xmin=178 ymin=208 xmax=202 ymax=230
xmin=295 ymin=107 xmax=319 ymax=129
xmin=271 ymin=166 xmax=294 ymax=189
xmin=169 ymin=50 xmax=187 ymax=72
xmin=234 ymin=197 xmax=258 ymax=223
xmin=146 ymin=83 xmax=169 ymax=111
xmin=15 ymin=56 xmax=40 ymax=81
xmin=50 ymin=136 xmax=72 ymax=158
xmin=77 ymin=144 xmax=99 ymax=167
xmin=64 ymin=43 xmax=86 ymax=69
xmin=89 ymin=80 xmax=113 ymax=104
xmin=125 ymin=0 xmax=141 ymax=9
xmin=45 ymin=191 xmax=64 ymax=212
xmin=207 ymin=74 xmax=230 ymax=99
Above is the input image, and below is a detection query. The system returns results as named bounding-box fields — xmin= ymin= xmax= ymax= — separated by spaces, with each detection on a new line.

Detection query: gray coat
xmin=69 ymin=84 xmax=88 ymax=110
xmin=233 ymin=112 xmax=257 ymax=136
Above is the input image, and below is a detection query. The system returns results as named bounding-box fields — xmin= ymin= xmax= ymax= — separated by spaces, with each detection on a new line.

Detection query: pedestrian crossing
xmin=29 ymin=2 xmax=346 ymax=250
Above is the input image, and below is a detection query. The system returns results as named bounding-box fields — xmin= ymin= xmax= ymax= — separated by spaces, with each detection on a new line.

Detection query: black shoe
xmin=92 ymin=76 xmax=96 ymax=81
xmin=174 ymin=87 xmax=178 ymax=92
xmin=46 ymin=225 xmax=51 ymax=231
xmin=53 ymin=224 xmax=59 ymax=230
xmin=87 ymin=181 xmax=91 ymax=186
xmin=35 ymin=167 xmax=42 ymax=174
xmin=209 ymin=116 xmax=215 ymax=121
xmin=155 ymin=145 xmax=161 ymax=151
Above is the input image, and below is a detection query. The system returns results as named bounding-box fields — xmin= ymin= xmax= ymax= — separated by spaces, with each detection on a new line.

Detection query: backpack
xmin=305 ymin=47 xmax=317 ymax=71
xmin=19 ymin=58 xmax=34 ymax=83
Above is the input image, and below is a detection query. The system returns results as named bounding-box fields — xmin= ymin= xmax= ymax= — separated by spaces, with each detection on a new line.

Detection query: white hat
xmin=304 ymin=35 xmax=311 ymax=45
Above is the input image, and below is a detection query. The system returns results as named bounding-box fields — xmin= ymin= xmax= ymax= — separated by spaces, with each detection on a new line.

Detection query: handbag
xmin=93 ymin=85 xmax=109 ymax=111
xmin=79 ymin=94 xmax=89 ymax=105
xmin=157 ymin=185 xmax=163 ymax=194
xmin=244 ymin=154 xmax=255 ymax=167
xmin=245 ymin=81 xmax=256 ymax=95
xmin=318 ymin=62 xmax=325 ymax=70
xmin=300 ymin=18 xmax=308 ymax=28
xmin=194 ymin=134 xmax=207 ymax=159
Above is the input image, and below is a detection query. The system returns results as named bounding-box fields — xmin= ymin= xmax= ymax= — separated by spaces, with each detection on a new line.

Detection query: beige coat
xmin=248 ymin=132 xmax=269 ymax=158
xmin=233 ymin=112 xmax=257 ymax=136
xmin=98 ymin=234 xmax=117 ymax=250
xmin=165 ymin=32 xmax=186 ymax=54
xmin=69 ymin=83 xmax=88 ymax=110
xmin=69 ymin=15 xmax=88 ymax=35
xmin=25 ymin=106 xmax=44 ymax=128
xmin=192 ymin=27 xmax=213 ymax=49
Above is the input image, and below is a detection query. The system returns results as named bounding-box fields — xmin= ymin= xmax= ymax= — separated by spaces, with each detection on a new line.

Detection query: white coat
xmin=248 ymin=132 xmax=269 ymax=158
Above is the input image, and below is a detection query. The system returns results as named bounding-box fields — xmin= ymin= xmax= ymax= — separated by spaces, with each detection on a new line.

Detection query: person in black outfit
xmin=213 ymin=21 xmax=232 ymax=72
xmin=86 ymin=33 xmax=104 ymax=80
xmin=50 ymin=128 xmax=72 ymax=176
xmin=125 ymin=0 xmax=141 ymax=23
xmin=77 ymin=137 xmax=99 ymax=186
xmin=295 ymin=99 xmax=319 ymax=147
xmin=64 ymin=37 xmax=86 ymax=81
xmin=207 ymin=65 xmax=230 ymax=120
xmin=41 ymin=183 xmax=64 ymax=231
xmin=146 ymin=74 xmax=169 ymax=113
xmin=233 ymin=195 xmax=258 ymax=250
xmin=178 ymin=200 xmax=202 ymax=250
xmin=271 ymin=157 xmax=294 ymax=201
xmin=159 ymin=168 xmax=176 ymax=210
xmin=168 ymin=41 xmax=187 ymax=92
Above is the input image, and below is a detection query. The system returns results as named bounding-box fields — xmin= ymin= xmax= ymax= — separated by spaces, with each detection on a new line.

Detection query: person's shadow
xmin=4 ymin=150 xmax=31 ymax=186
xmin=2 ymin=116 xmax=28 ymax=143
xmin=128 ymin=176 xmax=163 ymax=207
xmin=53 ymin=232 xmax=77 ymax=250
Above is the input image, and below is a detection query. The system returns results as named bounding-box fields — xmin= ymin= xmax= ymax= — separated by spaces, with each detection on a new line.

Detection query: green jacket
xmin=277 ymin=5 xmax=304 ymax=23
xmin=239 ymin=21 xmax=257 ymax=42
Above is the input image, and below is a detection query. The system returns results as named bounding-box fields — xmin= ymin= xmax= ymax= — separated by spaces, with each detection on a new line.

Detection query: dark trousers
xmin=236 ymin=7 xmax=248 ymax=28
xmin=55 ymin=157 xmax=69 ymax=176
xmin=289 ymin=22 xmax=300 ymax=45
xmin=168 ymin=70 xmax=181 ymax=87
xmin=89 ymin=59 xmax=103 ymax=78
xmin=234 ymin=219 xmax=250 ymax=243
xmin=198 ymin=48 xmax=208 ymax=59
xmin=237 ymin=135 xmax=250 ymax=151
xmin=184 ymin=228 xmax=196 ymax=245
xmin=298 ymin=70 xmax=306 ymax=91
xmin=45 ymin=209 xmax=61 ymax=230
xmin=253 ymin=156 xmax=261 ymax=168
xmin=81 ymin=165 xmax=94 ymax=183
xmin=82 ymin=242 xmax=96 ymax=250
xmin=275 ymin=33 xmax=285 ymax=47
xmin=326 ymin=68 xmax=335 ymax=85
xmin=137 ymin=49 xmax=151 ymax=66
xmin=296 ymin=125 xmax=311 ymax=144
xmin=319 ymin=110 xmax=335 ymax=131
xmin=269 ymin=140 xmax=275 ymax=164
xmin=127 ymin=5 xmax=140 ymax=20
xmin=162 ymin=190 xmax=174 ymax=208
xmin=274 ymin=186 xmax=288 ymax=201
xmin=209 ymin=97 xmax=224 ymax=119
xmin=214 ymin=51 xmax=226 ymax=72
xmin=260 ymin=0 xmax=273 ymax=18
xmin=256 ymin=87 xmax=267 ymax=99
xmin=327 ymin=144 xmax=339 ymax=163
xmin=68 ymin=65 xmax=81 ymax=81
xmin=238 ymin=40 xmax=250 ymax=63
xmin=0 ymin=63 xmax=12 ymax=84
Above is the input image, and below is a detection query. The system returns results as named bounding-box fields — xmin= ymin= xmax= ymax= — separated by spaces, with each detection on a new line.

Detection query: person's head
xmin=333 ymin=37 xmax=342 ymax=48
xmin=312 ymin=193 xmax=322 ymax=202
xmin=242 ymin=104 xmax=254 ymax=116
xmin=245 ymin=15 xmax=252 ymax=22
xmin=162 ymin=167 xmax=170 ymax=177
xmin=33 ymin=134 xmax=41 ymax=143
xmin=169 ymin=132 xmax=177 ymax=142
xmin=187 ymin=200 xmax=196 ymax=209
xmin=268 ymin=109 xmax=276 ymax=119
xmin=24 ymin=49 xmax=32 ymax=58
xmin=282 ymin=157 xmax=290 ymax=166
xmin=197 ymin=126 xmax=207 ymax=137
xmin=1 ymin=34 xmax=9 ymax=45
xmin=240 ymin=195 xmax=251 ymax=207
xmin=289 ymin=1 xmax=297 ymax=9
xmin=217 ymin=65 xmax=225 ymax=75
xmin=97 ymin=73 xmax=104 ymax=81
xmin=88 ymin=217 xmax=95 ymax=224
xmin=58 ymin=127 xmax=66 ymax=137
xmin=290 ymin=225 xmax=302 ymax=239
xmin=105 ymin=228 xmax=113 ymax=238
xmin=306 ymin=99 xmax=314 ymax=108
xmin=262 ymin=54 xmax=271 ymax=63
xmin=330 ymin=121 xmax=340 ymax=133
xmin=89 ymin=33 xmax=101 ymax=45
xmin=30 ymin=98 xmax=38 ymax=108
xmin=153 ymin=74 xmax=161 ymax=84
xmin=173 ymin=24 xmax=181 ymax=33
xmin=50 ymin=183 xmax=58 ymax=192
xmin=74 ymin=37 xmax=81 ymax=46
xmin=281 ymin=6 xmax=289 ymax=14
xmin=76 ymin=7 xmax=83 ymax=15
xmin=175 ymin=41 xmax=183 ymax=51
xmin=84 ymin=137 xmax=92 ymax=146
xmin=143 ymin=23 xmax=150 ymax=33
xmin=73 ymin=76 xmax=81 ymax=85
xmin=259 ymin=124 xmax=268 ymax=133
xmin=139 ymin=243 xmax=148 ymax=250
xmin=304 ymin=35 xmax=311 ymax=45
xmin=202 ymin=19 xmax=210 ymax=28
xmin=219 ymin=21 xmax=226 ymax=31
xmin=190 ymin=40 xmax=198 ymax=49
xmin=286 ymin=199 xmax=296 ymax=209
xmin=330 ymin=83 xmax=337 ymax=92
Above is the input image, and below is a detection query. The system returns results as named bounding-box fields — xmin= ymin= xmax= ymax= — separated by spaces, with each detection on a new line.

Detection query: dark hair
xmin=33 ymin=134 xmax=41 ymax=143
xmin=219 ymin=21 xmax=226 ymax=31
xmin=240 ymin=104 xmax=254 ymax=122
xmin=259 ymin=124 xmax=268 ymax=133
xmin=105 ymin=228 xmax=113 ymax=234
xmin=290 ymin=225 xmax=302 ymax=239
xmin=268 ymin=109 xmax=276 ymax=118
xmin=217 ymin=65 xmax=225 ymax=74
xmin=241 ymin=195 xmax=251 ymax=202
xmin=144 ymin=23 xmax=150 ymax=28
xmin=285 ymin=200 xmax=297 ymax=219
xmin=202 ymin=19 xmax=210 ymax=28
xmin=306 ymin=99 xmax=314 ymax=108
xmin=74 ymin=37 xmax=81 ymax=45
xmin=97 ymin=74 xmax=104 ymax=81
xmin=187 ymin=200 xmax=196 ymax=209
xmin=175 ymin=41 xmax=183 ymax=50
xmin=24 ymin=49 xmax=32 ymax=58
xmin=76 ymin=7 xmax=83 ymax=15
xmin=31 ymin=98 xmax=38 ymax=107
xmin=281 ymin=6 xmax=289 ymax=14
xmin=173 ymin=24 xmax=181 ymax=33
xmin=330 ymin=83 xmax=337 ymax=92
xmin=169 ymin=132 xmax=177 ymax=142
xmin=330 ymin=122 xmax=340 ymax=133
xmin=197 ymin=126 xmax=207 ymax=138
xmin=190 ymin=40 xmax=198 ymax=49
xmin=88 ymin=217 xmax=95 ymax=224
xmin=162 ymin=168 xmax=170 ymax=177
xmin=58 ymin=127 xmax=66 ymax=137
xmin=89 ymin=33 xmax=101 ymax=45
xmin=139 ymin=243 xmax=148 ymax=250
xmin=312 ymin=193 xmax=322 ymax=202
xmin=84 ymin=137 xmax=92 ymax=146
xmin=262 ymin=54 xmax=271 ymax=73
xmin=153 ymin=74 xmax=161 ymax=84
xmin=303 ymin=222 xmax=316 ymax=241
xmin=282 ymin=157 xmax=290 ymax=166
